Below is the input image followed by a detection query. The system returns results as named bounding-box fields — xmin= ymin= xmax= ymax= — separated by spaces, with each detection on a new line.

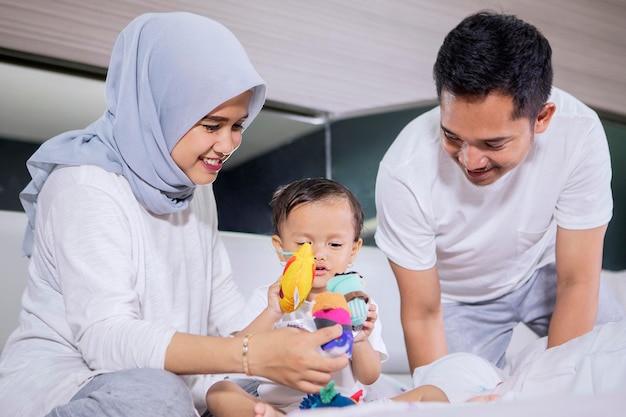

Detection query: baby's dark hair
xmin=434 ymin=10 xmax=552 ymax=121
xmin=270 ymin=178 xmax=364 ymax=241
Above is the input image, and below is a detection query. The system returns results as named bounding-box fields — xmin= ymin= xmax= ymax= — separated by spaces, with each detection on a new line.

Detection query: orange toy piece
xmin=311 ymin=292 xmax=351 ymax=319
xmin=278 ymin=243 xmax=315 ymax=312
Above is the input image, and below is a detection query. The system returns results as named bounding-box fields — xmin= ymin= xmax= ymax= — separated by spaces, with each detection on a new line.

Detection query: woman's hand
xmin=246 ymin=324 xmax=349 ymax=393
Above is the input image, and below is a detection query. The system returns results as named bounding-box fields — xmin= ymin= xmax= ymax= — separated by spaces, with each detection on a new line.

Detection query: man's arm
xmin=389 ymin=261 xmax=447 ymax=372
xmin=549 ymin=224 xmax=607 ymax=348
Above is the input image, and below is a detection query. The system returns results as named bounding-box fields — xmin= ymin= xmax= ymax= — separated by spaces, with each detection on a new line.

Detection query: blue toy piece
xmin=299 ymin=381 xmax=357 ymax=409
xmin=315 ymin=318 xmax=354 ymax=357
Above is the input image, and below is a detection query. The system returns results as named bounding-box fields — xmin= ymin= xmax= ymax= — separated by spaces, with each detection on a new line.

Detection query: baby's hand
xmin=353 ymin=303 xmax=377 ymax=343
xmin=266 ymin=279 xmax=284 ymax=318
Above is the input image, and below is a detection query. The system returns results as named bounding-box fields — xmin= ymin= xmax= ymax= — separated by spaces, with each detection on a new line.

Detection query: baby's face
xmin=276 ymin=199 xmax=362 ymax=299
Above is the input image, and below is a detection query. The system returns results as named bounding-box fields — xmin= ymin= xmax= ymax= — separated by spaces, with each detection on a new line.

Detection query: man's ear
xmin=534 ymin=102 xmax=556 ymax=134
xmin=271 ymin=235 xmax=286 ymax=263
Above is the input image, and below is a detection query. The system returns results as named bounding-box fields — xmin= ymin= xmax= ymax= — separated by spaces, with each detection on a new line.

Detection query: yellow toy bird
xmin=278 ymin=243 xmax=315 ymax=313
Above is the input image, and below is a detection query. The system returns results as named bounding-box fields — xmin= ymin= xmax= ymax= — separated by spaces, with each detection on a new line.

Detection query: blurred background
xmin=1 ymin=0 xmax=624 ymax=268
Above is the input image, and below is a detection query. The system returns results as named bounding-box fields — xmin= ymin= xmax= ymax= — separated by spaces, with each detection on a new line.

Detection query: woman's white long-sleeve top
xmin=0 ymin=165 xmax=245 ymax=416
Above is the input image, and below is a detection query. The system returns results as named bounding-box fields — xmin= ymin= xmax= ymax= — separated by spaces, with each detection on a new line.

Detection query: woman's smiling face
xmin=170 ymin=90 xmax=252 ymax=185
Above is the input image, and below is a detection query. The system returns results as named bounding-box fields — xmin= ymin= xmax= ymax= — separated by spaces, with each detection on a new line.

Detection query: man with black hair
xmin=375 ymin=11 xmax=623 ymax=373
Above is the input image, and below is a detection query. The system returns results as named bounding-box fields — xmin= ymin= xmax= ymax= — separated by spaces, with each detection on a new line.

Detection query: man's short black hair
xmin=434 ymin=11 xmax=553 ymax=120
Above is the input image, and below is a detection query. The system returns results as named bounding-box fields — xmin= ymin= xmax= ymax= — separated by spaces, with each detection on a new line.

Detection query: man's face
xmin=439 ymin=90 xmax=536 ymax=186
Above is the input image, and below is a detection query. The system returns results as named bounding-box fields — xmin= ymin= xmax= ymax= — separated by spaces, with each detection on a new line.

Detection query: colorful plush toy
xmin=298 ymin=285 xmax=359 ymax=410
xmin=326 ymin=272 xmax=369 ymax=331
xmin=278 ymin=243 xmax=315 ymax=313
xmin=299 ymin=381 xmax=361 ymax=409
xmin=311 ymin=292 xmax=354 ymax=357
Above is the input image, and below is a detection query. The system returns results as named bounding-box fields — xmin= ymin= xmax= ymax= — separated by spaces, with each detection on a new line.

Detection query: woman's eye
xmin=444 ymin=134 xmax=461 ymax=144
xmin=232 ymin=123 xmax=244 ymax=131
xmin=201 ymin=124 xmax=219 ymax=133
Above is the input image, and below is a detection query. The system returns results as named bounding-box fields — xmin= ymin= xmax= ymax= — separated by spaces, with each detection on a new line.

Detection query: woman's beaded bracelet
xmin=242 ymin=334 xmax=253 ymax=376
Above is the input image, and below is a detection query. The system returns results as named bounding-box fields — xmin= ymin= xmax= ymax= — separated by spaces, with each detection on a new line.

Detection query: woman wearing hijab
xmin=0 ymin=12 xmax=348 ymax=417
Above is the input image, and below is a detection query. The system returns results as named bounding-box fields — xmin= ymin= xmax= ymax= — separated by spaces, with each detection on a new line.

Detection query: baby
xmin=206 ymin=178 xmax=387 ymax=417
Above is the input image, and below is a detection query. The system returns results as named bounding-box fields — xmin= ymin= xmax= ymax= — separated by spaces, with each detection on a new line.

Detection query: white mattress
xmin=287 ymin=389 xmax=626 ymax=417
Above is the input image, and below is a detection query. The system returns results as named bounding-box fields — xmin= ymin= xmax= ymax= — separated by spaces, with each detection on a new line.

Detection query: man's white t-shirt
xmin=375 ymin=87 xmax=612 ymax=303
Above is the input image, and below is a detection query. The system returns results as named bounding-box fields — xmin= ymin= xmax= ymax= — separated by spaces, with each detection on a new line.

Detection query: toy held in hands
xmin=312 ymin=292 xmax=354 ymax=357
xmin=278 ymin=243 xmax=315 ymax=313
xmin=327 ymin=272 xmax=369 ymax=331
xmin=299 ymin=381 xmax=360 ymax=409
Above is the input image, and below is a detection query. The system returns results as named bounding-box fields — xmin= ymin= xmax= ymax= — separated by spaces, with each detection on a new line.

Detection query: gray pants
xmin=45 ymin=368 xmax=197 ymax=417
xmin=443 ymin=264 xmax=625 ymax=368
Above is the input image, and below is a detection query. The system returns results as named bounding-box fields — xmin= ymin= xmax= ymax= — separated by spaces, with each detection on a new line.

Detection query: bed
xmin=287 ymin=388 xmax=626 ymax=417
xmin=2 ymin=209 xmax=626 ymax=415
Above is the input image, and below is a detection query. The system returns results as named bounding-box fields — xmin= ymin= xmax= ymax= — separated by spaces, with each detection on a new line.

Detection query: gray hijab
xmin=20 ymin=12 xmax=266 ymax=256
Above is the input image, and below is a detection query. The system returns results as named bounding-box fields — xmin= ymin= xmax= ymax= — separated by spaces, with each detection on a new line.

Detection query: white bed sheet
xmin=500 ymin=319 xmax=626 ymax=400
xmin=288 ymin=389 xmax=626 ymax=417
xmin=290 ymin=319 xmax=626 ymax=416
